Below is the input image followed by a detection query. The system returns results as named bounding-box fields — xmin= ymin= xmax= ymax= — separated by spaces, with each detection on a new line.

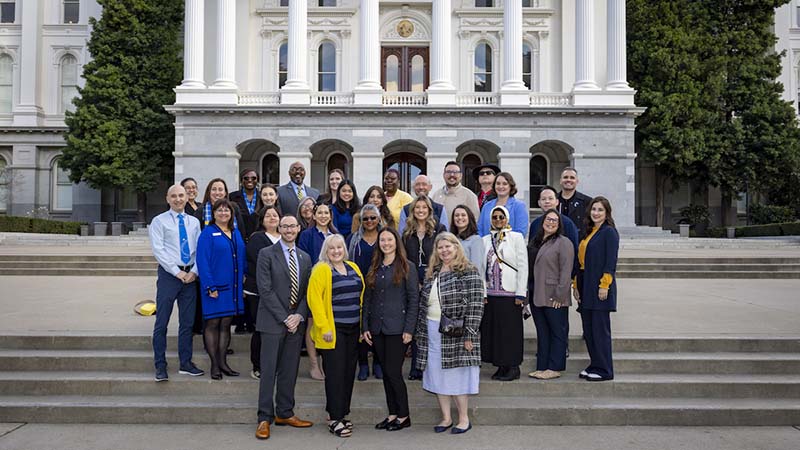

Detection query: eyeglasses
xmin=491 ymin=215 xmax=506 ymax=220
xmin=280 ymin=224 xmax=300 ymax=229
xmin=444 ymin=170 xmax=461 ymax=175
xmin=362 ymin=216 xmax=379 ymax=222
xmin=544 ymin=217 xmax=560 ymax=224
xmin=242 ymin=176 xmax=258 ymax=181
xmin=478 ymin=170 xmax=495 ymax=176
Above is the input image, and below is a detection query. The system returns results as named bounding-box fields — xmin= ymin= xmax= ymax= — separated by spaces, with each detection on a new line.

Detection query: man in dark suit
xmin=397 ymin=174 xmax=448 ymax=233
xmin=277 ymin=162 xmax=320 ymax=217
xmin=255 ymin=214 xmax=314 ymax=440
xmin=557 ymin=167 xmax=592 ymax=229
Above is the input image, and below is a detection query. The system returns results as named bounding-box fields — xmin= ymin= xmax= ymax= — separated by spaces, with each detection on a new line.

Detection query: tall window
xmin=319 ymin=0 xmax=336 ymax=5
xmin=385 ymin=54 xmax=399 ymax=92
xmin=63 ymin=0 xmax=79 ymax=24
xmin=476 ymin=0 xmax=493 ymax=6
xmin=474 ymin=43 xmax=492 ymax=92
xmin=523 ymin=0 xmax=532 ymax=6
xmin=52 ymin=158 xmax=73 ymax=211
xmin=529 ymin=155 xmax=548 ymax=207
xmin=0 ymin=156 xmax=8 ymax=212
xmin=0 ymin=54 xmax=12 ymax=114
xmin=280 ymin=0 xmax=288 ymax=6
xmin=0 ymin=0 xmax=14 ymax=23
xmin=261 ymin=154 xmax=280 ymax=185
xmin=523 ymin=44 xmax=533 ymax=89
xmin=410 ymin=54 xmax=425 ymax=92
xmin=318 ymin=42 xmax=336 ymax=92
xmin=278 ymin=43 xmax=288 ymax=89
xmin=60 ymin=55 xmax=79 ymax=113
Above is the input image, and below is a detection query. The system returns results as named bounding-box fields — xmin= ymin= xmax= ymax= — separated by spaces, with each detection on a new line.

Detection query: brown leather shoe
xmin=255 ymin=421 xmax=270 ymax=439
xmin=274 ymin=416 xmax=313 ymax=428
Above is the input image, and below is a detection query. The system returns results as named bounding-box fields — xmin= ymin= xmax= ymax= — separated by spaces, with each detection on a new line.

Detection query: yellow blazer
xmin=307 ymin=260 xmax=365 ymax=350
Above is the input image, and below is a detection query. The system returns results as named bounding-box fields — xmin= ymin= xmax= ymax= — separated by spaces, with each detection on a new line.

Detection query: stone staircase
xmin=0 ymin=334 xmax=797 ymax=425
xmin=3 ymin=254 xmax=800 ymax=278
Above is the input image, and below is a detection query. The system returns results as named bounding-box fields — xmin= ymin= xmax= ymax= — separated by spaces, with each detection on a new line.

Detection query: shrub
xmin=749 ymin=204 xmax=796 ymax=225
xmin=0 ymin=216 xmax=83 ymax=235
xmin=705 ymin=227 xmax=726 ymax=238
xmin=736 ymin=223 xmax=783 ymax=237
xmin=780 ymin=222 xmax=800 ymax=236
xmin=678 ymin=204 xmax=711 ymax=226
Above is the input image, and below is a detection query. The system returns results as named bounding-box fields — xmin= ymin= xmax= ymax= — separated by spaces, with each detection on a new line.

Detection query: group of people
xmin=149 ymin=160 xmax=620 ymax=439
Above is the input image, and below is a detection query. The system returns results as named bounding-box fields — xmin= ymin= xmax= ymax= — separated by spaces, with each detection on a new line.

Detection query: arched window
xmin=317 ymin=42 xmax=336 ymax=92
xmin=60 ymin=54 xmax=79 ymax=113
xmin=52 ymin=158 xmax=73 ymax=211
xmin=0 ymin=155 xmax=8 ymax=212
xmin=461 ymin=154 xmax=482 ymax=193
xmin=261 ymin=154 xmax=280 ymax=185
xmin=278 ymin=42 xmax=288 ymax=89
xmin=474 ymin=43 xmax=492 ymax=92
xmin=328 ymin=152 xmax=348 ymax=179
xmin=529 ymin=155 xmax=548 ymax=207
xmin=0 ymin=54 xmax=12 ymax=114
xmin=523 ymin=44 xmax=533 ymax=90
xmin=385 ymin=54 xmax=399 ymax=92
xmin=410 ymin=54 xmax=425 ymax=93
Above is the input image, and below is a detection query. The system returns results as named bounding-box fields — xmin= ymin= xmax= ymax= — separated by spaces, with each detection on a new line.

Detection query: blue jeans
xmin=153 ymin=266 xmax=197 ymax=369
xmin=531 ymin=305 xmax=569 ymax=371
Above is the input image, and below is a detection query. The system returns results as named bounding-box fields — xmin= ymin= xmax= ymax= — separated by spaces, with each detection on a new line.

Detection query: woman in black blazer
xmin=574 ymin=196 xmax=620 ymax=382
xmin=362 ymin=227 xmax=419 ymax=431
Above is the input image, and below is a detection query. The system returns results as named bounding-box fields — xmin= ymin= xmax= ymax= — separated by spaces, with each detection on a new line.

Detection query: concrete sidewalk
xmin=0 ymin=424 xmax=798 ymax=450
xmin=0 ymin=276 xmax=798 ymax=337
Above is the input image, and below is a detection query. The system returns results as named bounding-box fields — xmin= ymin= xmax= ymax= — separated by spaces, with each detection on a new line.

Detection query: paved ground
xmin=0 ymin=424 xmax=798 ymax=450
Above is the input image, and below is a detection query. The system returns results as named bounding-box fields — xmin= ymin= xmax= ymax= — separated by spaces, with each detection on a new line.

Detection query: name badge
xmin=212 ymin=232 xmax=222 ymax=236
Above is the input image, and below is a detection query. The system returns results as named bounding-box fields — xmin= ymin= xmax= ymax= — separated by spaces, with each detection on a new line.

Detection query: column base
xmin=186 ymin=87 xmax=238 ymax=105
xmin=499 ymin=88 xmax=530 ymax=106
xmin=13 ymin=106 xmax=44 ymax=127
xmin=426 ymin=87 xmax=457 ymax=106
xmin=280 ymin=89 xmax=311 ymax=105
xmin=174 ymin=87 xmax=211 ymax=105
xmin=353 ymin=86 xmax=383 ymax=105
xmin=572 ymin=90 xmax=635 ymax=106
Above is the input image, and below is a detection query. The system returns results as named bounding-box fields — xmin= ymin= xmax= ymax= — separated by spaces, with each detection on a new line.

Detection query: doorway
xmin=381 ymin=47 xmax=429 ymax=92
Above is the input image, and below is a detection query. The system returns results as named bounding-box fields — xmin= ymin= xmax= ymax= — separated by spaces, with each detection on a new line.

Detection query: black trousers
xmin=245 ymin=293 xmax=261 ymax=370
xmin=319 ymin=322 xmax=359 ymax=420
xmin=480 ymin=295 xmax=524 ymax=367
xmin=358 ymin=340 xmax=380 ymax=367
xmin=532 ymin=305 xmax=569 ymax=371
xmin=372 ymin=333 xmax=409 ymax=417
xmin=580 ymin=309 xmax=614 ymax=379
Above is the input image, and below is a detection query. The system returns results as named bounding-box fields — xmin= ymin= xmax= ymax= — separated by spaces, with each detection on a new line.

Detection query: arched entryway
xmin=456 ymin=140 xmax=500 ymax=193
xmin=237 ymin=139 xmax=281 ymax=185
xmin=310 ymin=139 xmax=354 ymax=192
xmin=528 ymin=140 xmax=573 ymax=207
xmin=383 ymin=140 xmax=427 ymax=193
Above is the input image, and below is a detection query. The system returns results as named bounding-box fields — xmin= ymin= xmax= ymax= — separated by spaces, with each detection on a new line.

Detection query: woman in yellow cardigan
xmin=307 ymin=233 xmax=365 ymax=438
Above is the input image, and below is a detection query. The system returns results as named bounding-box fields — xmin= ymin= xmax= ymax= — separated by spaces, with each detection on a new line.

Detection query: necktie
xmin=296 ymin=185 xmax=303 ymax=200
xmin=177 ymin=214 xmax=191 ymax=264
xmin=288 ymin=248 xmax=299 ymax=309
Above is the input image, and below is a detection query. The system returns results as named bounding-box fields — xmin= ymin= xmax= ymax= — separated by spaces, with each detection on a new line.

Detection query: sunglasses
xmin=479 ymin=170 xmax=495 ymax=176
xmin=491 ymin=215 xmax=506 ymax=220
xmin=242 ymin=176 xmax=258 ymax=181
xmin=362 ymin=216 xmax=379 ymax=222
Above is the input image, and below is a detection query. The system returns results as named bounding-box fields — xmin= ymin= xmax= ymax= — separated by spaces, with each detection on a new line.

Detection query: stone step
xmin=618 ymin=264 xmax=800 ymax=272
xmin=2 ymin=335 xmax=797 ymax=353
xmin=0 ymin=255 xmax=154 ymax=262
xmin=0 ymin=268 xmax=156 ymax=276
xmin=618 ymin=271 xmax=800 ymax=279
xmin=1 ymin=350 xmax=797 ymax=375
xmin=0 ymin=262 xmax=156 ymax=269
xmin=0 ymin=394 xmax=797 ymax=425
xmin=2 ymin=371 xmax=798 ymax=399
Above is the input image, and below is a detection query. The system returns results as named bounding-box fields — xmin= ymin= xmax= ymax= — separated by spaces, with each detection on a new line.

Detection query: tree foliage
xmin=60 ymin=0 xmax=183 ymax=195
xmin=628 ymin=0 xmax=800 ymax=222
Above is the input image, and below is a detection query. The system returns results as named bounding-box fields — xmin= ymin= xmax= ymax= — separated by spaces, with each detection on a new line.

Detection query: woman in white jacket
xmin=481 ymin=205 xmax=529 ymax=381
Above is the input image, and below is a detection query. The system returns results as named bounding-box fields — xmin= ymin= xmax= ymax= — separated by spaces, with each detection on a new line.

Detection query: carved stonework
xmin=384 ymin=18 xmax=429 ymax=41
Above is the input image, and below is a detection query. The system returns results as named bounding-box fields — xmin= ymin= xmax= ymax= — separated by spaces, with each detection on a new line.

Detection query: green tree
xmin=60 ymin=0 xmax=183 ymax=221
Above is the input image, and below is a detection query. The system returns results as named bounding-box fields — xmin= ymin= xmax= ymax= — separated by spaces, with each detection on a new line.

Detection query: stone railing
xmin=311 ymin=92 xmax=355 ymax=105
xmin=238 ymin=92 xmax=280 ymax=105
xmin=381 ymin=92 xmax=428 ymax=106
xmin=455 ymin=92 xmax=498 ymax=106
xmin=529 ymin=93 xmax=572 ymax=107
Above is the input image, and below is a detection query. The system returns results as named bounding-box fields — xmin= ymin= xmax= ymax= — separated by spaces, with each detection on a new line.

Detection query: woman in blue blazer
xmin=574 ymin=196 xmax=619 ymax=382
xmin=298 ymin=202 xmax=339 ymax=264
xmin=196 ymin=199 xmax=247 ymax=380
xmin=477 ymin=172 xmax=528 ymax=237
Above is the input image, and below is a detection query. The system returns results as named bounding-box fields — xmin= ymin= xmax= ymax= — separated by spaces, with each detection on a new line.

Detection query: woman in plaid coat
xmin=415 ymin=232 xmax=484 ymax=435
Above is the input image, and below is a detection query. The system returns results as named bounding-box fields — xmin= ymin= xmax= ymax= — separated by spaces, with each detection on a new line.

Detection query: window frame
xmin=59 ymin=54 xmax=79 ymax=114
xmin=277 ymin=42 xmax=288 ymax=89
xmin=51 ymin=158 xmax=73 ymax=212
xmin=0 ymin=53 xmax=13 ymax=115
xmin=0 ymin=155 xmax=8 ymax=212
xmin=63 ymin=0 xmax=80 ymax=24
xmin=317 ymin=41 xmax=337 ymax=92
xmin=522 ymin=43 xmax=533 ymax=90
xmin=473 ymin=42 xmax=493 ymax=93
xmin=0 ymin=0 xmax=15 ymax=24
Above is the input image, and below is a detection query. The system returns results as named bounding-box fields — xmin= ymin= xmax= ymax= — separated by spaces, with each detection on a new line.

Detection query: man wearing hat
xmin=149 ymin=184 xmax=204 ymax=382
xmin=473 ymin=163 xmax=500 ymax=210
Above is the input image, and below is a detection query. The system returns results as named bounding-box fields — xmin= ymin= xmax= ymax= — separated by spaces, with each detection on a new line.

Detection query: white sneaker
xmin=250 ymin=370 xmax=260 ymax=380
xmin=585 ymin=373 xmax=604 ymax=381
xmin=579 ymin=370 xmax=589 ymax=379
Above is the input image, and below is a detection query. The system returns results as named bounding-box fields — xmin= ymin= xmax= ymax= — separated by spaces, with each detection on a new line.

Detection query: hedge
xmin=706 ymin=221 xmax=800 ymax=238
xmin=0 ymin=216 xmax=83 ymax=235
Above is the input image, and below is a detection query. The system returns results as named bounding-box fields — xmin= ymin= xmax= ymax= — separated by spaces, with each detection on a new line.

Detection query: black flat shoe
xmin=221 ymin=367 xmax=240 ymax=377
xmin=386 ymin=417 xmax=411 ymax=431
xmin=433 ymin=422 xmax=452 ymax=433
xmin=375 ymin=417 xmax=392 ymax=430
xmin=451 ymin=422 xmax=472 ymax=434
xmin=497 ymin=366 xmax=520 ymax=381
xmin=490 ymin=366 xmax=503 ymax=380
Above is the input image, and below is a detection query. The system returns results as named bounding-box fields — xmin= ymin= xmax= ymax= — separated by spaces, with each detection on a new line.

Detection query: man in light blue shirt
xmin=398 ymin=174 xmax=448 ymax=233
xmin=149 ymin=184 xmax=204 ymax=381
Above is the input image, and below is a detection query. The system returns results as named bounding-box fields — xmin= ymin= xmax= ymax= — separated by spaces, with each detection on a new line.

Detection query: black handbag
xmin=435 ymin=275 xmax=465 ymax=337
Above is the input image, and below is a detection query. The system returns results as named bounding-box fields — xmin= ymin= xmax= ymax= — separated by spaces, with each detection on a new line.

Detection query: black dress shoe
xmin=210 ymin=371 xmax=223 ymax=380
xmin=375 ymin=417 xmax=392 ymax=430
xmin=407 ymin=370 xmax=422 ymax=380
xmin=490 ymin=366 xmax=504 ymax=380
xmin=496 ymin=366 xmax=520 ymax=381
xmin=386 ymin=417 xmax=411 ymax=431
xmin=221 ymin=367 xmax=240 ymax=377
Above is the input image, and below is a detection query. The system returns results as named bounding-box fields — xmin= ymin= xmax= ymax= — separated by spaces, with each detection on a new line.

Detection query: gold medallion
xmin=396 ymin=20 xmax=414 ymax=38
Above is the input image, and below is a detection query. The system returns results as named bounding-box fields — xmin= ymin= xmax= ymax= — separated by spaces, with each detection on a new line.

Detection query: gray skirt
xmin=422 ymin=319 xmax=480 ymax=396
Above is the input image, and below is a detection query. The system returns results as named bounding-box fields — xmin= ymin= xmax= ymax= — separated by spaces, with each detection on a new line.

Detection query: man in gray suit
xmin=277 ymin=161 xmax=320 ymax=216
xmin=255 ymin=214 xmax=314 ymax=440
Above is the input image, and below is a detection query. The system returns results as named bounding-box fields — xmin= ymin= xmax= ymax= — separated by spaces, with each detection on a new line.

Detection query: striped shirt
xmin=331 ymin=265 xmax=363 ymax=324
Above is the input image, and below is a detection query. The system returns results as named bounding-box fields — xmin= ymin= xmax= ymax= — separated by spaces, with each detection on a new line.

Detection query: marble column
xmin=354 ymin=0 xmax=382 ymax=104
xmin=428 ymin=0 xmax=456 ymax=104
xmin=606 ymin=0 xmax=631 ymax=90
xmin=212 ymin=0 xmax=236 ymax=89
xmin=179 ymin=0 xmax=205 ymax=88
xmin=15 ymin=0 xmax=43 ymax=126
xmin=500 ymin=0 xmax=529 ymax=105
xmin=573 ymin=0 xmax=600 ymax=91
xmin=282 ymin=0 xmax=311 ymax=104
